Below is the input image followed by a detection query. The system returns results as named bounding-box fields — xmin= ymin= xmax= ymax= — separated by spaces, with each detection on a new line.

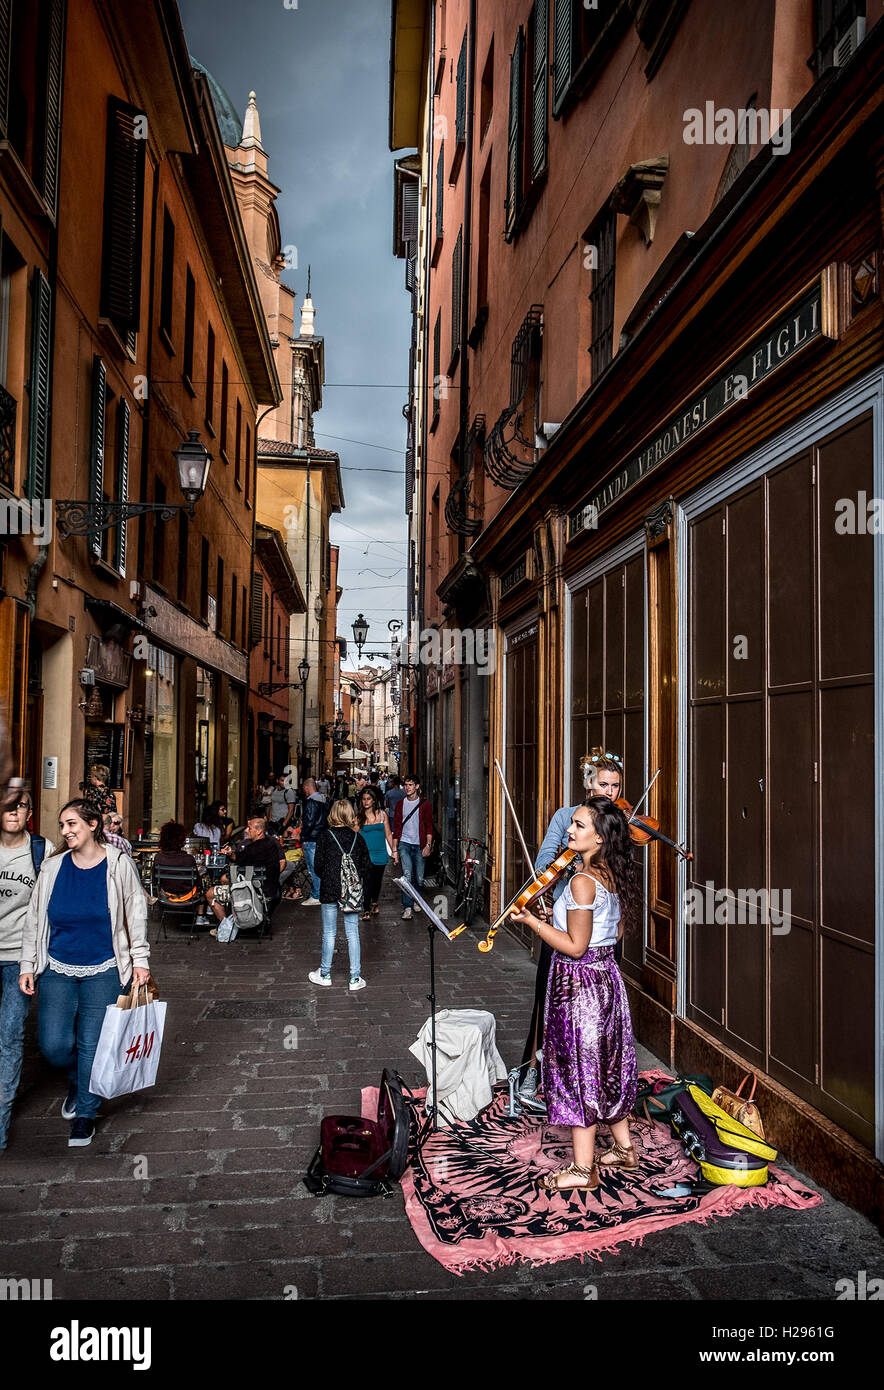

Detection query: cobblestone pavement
xmin=1 ymin=881 xmax=882 ymax=1301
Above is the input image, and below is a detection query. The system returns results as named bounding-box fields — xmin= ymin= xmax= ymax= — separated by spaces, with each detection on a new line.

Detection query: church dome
xmin=190 ymin=57 xmax=242 ymax=148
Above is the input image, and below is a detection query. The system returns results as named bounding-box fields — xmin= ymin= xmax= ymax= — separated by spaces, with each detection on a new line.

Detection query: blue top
xmin=361 ymin=820 xmax=389 ymax=866
xmin=384 ymin=787 xmax=406 ymax=818
xmin=535 ymin=804 xmax=580 ymax=901
xmin=48 ymin=854 xmax=114 ymax=965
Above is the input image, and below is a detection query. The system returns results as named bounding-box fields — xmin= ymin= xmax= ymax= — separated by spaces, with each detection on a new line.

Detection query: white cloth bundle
xmin=409 ymin=1008 xmax=507 ymax=1126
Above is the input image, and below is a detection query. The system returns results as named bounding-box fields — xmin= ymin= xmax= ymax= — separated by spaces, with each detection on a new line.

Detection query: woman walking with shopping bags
xmin=308 ymin=800 xmax=370 ymax=992
xmin=19 ymin=799 xmax=150 ymax=1148
xmin=356 ymin=786 xmax=393 ymax=920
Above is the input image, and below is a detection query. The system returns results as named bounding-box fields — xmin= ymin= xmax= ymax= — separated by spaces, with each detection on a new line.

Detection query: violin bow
xmin=626 ymin=767 xmax=661 ymax=823
xmin=494 ymin=758 xmax=538 ymax=883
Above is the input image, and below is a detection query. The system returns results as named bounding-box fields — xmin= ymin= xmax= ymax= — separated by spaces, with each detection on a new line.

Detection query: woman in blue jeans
xmin=308 ymin=800 xmax=370 ymax=992
xmin=19 ymin=799 xmax=150 ymax=1148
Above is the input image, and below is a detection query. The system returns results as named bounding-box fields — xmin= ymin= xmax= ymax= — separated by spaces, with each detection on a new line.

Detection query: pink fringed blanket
xmin=363 ymin=1073 xmax=822 ymax=1275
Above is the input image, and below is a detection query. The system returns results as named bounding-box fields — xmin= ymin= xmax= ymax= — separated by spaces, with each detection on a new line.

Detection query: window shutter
xmin=435 ymin=143 xmax=444 ymax=241
xmin=40 ymin=0 xmax=65 ymax=218
xmin=26 ymin=268 xmax=53 ymax=502
xmin=552 ymin=0 xmax=573 ymax=116
xmin=101 ymin=99 xmax=145 ymax=334
xmin=532 ymin=0 xmax=549 ymax=180
xmin=89 ymin=355 xmax=107 ymax=558
xmin=455 ymin=30 xmax=467 ymax=144
xmin=115 ymin=399 xmax=130 ymax=574
xmin=505 ymin=30 xmax=524 ymax=241
xmin=401 ymin=178 xmax=419 ymax=245
xmin=0 ymin=0 xmax=11 ymax=134
xmin=249 ymin=571 xmax=264 ymax=649
xmin=451 ymin=227 xmax=462 ymax=358
xmin=432 ymin=311 xmax=441 ymax=418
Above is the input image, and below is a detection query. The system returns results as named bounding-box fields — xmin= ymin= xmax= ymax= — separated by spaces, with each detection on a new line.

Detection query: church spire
xmin=300 ymin=264 xmax=315 ymax=337
xmin=241 ymin=90 xmax=264 ymax=151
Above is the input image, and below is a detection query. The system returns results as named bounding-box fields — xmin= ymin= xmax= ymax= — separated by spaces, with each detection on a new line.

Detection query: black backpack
xmin=304 ymin=1069 xmax=413 ymax=1198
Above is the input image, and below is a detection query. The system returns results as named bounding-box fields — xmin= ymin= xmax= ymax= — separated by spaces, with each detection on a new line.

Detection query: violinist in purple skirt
xmin=511 ymin=796 xmax=641 ymax=1193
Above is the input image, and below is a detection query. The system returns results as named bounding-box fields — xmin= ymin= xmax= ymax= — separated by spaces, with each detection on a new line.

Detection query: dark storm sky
xmin=177 ymin=0 xmax=411 ymax=659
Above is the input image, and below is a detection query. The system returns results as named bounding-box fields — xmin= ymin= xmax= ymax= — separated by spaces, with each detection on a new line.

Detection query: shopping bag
xmin=89 ymin=984 xmax=167 ymax=1099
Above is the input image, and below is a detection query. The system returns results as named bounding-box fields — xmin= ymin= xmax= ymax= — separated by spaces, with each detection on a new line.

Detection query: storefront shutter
xmin=552 ymin=0 xmax=573 ymax=117
xmin=505 ymin=30 xmax=524 ymax=241
xmin=89 ymin=355 xmax=107 ymax=559
xmin=115 ymin=398 xmax=130 ymax=575
xmin=101 ymin=98 xmax=146 ymax=335
xmin=249 ymin=571 xmax=264 ymax=649
xmin=40 ymin=0 xmax=66 ymax=218
xmin=26 ymin=268 xmax=53 ymax=502
xmin=0 ymin=0 xmax=11 ymax=134
xmin=532 ymin=0 xmax=549 ymax=180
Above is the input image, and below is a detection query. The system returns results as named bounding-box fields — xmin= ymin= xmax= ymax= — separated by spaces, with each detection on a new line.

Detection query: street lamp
xmin=299 ymin=658 xmax=310 ymax=780
xmin=352 ymin=613 xmax=369 ymax=659
xmin=56 ymin=431 xmax=212 ymax=538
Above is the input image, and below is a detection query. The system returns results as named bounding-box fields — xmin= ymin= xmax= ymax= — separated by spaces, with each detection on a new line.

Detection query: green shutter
xmin=532 ymin=0 xmax=549 ymax=180
xmin=552 ymin=0 xmax=573 ymax=117
xmin=435 ymin=143 xmax=444 ymax=241
xmin=249 ymin=571 xmax=264 ymax=649
xmin=115 ymin=398 xmax=130 ymax=574
xmin=455 ymin=30 xmax=467 ymax=143
xmin=26 ymin=269 xmax=53 ymax=501
xmin=89 ymin=355 xmax=106 ymax=559
xmin=451 ymin=227 xmax=462 ymax=358
xmin=101 ymin=99 xmax=146 ymax=334
xmin=505 ymin=30 xmax=524 ymax=241
xmin=41 ymin=0 xmax=66 ymax=217
xmin=0 ymin=0 xmax=11 ymax=134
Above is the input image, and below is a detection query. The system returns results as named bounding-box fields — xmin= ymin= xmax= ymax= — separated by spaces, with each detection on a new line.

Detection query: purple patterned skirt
xmin=542 ymin=943 xmax=638 ymax=1128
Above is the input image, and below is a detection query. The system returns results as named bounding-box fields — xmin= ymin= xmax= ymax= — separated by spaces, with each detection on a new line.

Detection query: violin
xmin=614 ymin=797 xmax=693 ymax=862
xmin=476 ymin=848 xmax=577 ymax=952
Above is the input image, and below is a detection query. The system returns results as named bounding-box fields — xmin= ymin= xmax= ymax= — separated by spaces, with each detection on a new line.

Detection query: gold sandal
xmin=536 ymin=1162 xmax=599 ymax=1192
xmin=598 ymin=1141 xmax=639 ymax=1170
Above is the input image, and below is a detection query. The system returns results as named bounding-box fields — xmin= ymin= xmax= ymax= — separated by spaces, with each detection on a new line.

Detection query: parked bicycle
xmin=453 ymin=836 xmax=486 ymax=927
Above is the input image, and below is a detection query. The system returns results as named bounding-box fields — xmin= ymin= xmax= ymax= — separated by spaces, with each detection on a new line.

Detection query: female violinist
xmin=518 ymin=751 xmax=624 ymax=1105
xmin=511 ymin=796 xmax=641 ymax=1191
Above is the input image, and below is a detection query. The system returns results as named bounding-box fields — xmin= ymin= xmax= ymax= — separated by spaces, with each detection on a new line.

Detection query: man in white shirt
xmin=268 ymin=774 xmax=296 ymax=834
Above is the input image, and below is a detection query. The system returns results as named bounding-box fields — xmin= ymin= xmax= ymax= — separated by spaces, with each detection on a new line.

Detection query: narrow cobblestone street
xmin=1 ymin=886 xmax=882 ymax=1301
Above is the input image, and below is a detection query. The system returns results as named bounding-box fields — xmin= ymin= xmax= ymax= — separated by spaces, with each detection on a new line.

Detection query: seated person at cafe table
xmin=205 ymin=810 xmax=285 ymax=929
xmin=153 ymin=821 xmax=201 ymax=898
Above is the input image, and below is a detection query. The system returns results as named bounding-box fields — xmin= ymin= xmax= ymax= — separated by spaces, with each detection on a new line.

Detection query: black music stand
xmin=393 ymin=877 xmax=468 ymax=1150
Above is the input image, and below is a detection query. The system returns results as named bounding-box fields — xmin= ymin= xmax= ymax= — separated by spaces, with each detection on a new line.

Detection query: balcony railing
xmin=0 ymin=383 xmax=16 ymax=492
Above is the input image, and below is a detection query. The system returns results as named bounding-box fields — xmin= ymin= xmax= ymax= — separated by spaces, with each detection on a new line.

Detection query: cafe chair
xmin=151 ymin=864 xmax=205 ymax=943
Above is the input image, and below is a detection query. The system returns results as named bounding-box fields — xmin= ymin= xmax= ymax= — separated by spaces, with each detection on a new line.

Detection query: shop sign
xmin=509 ymin=620 xmax=538 ymax=650
xmin=569 ymin=282 xmax=823 ymax=541
xmin=501 ymin=555 xmax=528 ymax=596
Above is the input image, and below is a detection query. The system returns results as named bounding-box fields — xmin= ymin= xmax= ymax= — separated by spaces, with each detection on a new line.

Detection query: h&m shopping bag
xmin=89 ymin=982 xmax=167 ymax=1099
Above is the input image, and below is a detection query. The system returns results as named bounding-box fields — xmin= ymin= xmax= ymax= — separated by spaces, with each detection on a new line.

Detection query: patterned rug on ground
xmin=363 ymin=1073 xmax=823 ymax=1274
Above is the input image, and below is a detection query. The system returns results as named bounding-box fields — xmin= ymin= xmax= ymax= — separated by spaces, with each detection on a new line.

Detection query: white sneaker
xmin=413 ymin=902 xmax=422 ymax=913
xmin=349 ymin=976 xmax=366 ymax=992
xmin=308 ymin=969 xmax=332 ymax=987
xmin=301 ymin=897 xmax=321 ymax=907
xmin=402 ymin=908 xmax=412 ymax=921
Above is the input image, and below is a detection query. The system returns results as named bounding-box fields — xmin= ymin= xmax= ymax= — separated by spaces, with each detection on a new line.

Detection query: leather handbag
xmin=711 ymin=1073 xmax=765 ymax=1138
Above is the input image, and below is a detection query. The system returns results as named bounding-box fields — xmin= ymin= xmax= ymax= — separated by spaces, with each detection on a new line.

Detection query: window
xmin=480 ymin=39 xmax=494 ymax=142
xmin=431 ymin=311 xmax=441 ymax=431
xmin=220 ymin=361 xmax=229 ymax=457
xmin=588 ymin=205 xmax=616 ymax=380
xmin=216 ymin=555 xmax=224 ymax=636
xmin=152 ymin=479 xmax=166 ymax=585
xmin=89 ymin=356 xmax=107 ymax=561
xmin=810 ymin=0 xmax=866 ymax=73
xmin=205 ymin=324 xmax=215 ymax=431
xmin=200 ymin=537 xmax=209 ymax=622
xmin=263 ymin=591 xmax=270 ymax=656
xmin=242 ymin=582 xmax=248 ymax=650
xmin=100 ymin=98 xmax=146 ymax=340
xmin=159 ymin=208 xmax=174 ymax=348
xmin=433 ymin=143 xmax=444 ymax=262
xmin=473 ymin=155 xmax=491 ymax=344
xmin=182 ymin=267 xmax=195 ymax=388
xmin=5 ymin=0 xmax=64 ymax=216
xmin=505 ymin=1 xmax=548 ymax=242
xmin=113 ymin=399 xmax=130 ymax=575
xmin=455 ymin=30 xmax=468 ymax=145
xmin=450 ymin=227 xmax=462 ymax=363
xmin=552 ymin=0 xmax=629 ymax=116
xmin=177 ymin=512 xmax=189 ymax=602
xmin=234 ymin=399 xmax=242 ymax=487
xmin=284 ymin=621 xmax=290 ymax=678
xmin=25 ymin=267 xmax=52 ymax=501
xmin=231 ymin=571 xmax=238 ymax=644
xmin=244 ymin=422 xmax=251 ymax=504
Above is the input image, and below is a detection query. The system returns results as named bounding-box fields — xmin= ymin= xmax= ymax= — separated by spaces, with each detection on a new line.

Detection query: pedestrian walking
xmin=102 ymin=813 xmax=132 ymax=856
xmin=0 ymin=790 xmax=54 ymax=1149
xmin=511 ymin=796 xmax=641 ymax=1192
xmin=350 ymin=771 xmax=368 ymax=811
xmin=383 ymin=774 xmax=405 ymax=819
xmin=268 ymin=772 xmax=296 ymax=835
xmin=18 ymin=798 xmax=150 ymax=1148
xmin=296 ymin=777 xmax=328 ymax=905
xmin=356 ymin=786 xmax=394 ymax=919
xmin=391 ymin=776 xmax=434 ymax=920
xmin=308 ymin=799 xmax=371 ymax=991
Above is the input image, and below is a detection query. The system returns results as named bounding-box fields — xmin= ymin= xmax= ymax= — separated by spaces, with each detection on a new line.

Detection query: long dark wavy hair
xmin=51 ymin=798 xmax=107 ymax=855
xmin=579 ymin=795 xmax=641 ymax=940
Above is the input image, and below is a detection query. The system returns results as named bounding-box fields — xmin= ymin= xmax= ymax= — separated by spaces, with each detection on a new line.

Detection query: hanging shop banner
xmin=569 ymin=280 xmax=824 ymax=541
